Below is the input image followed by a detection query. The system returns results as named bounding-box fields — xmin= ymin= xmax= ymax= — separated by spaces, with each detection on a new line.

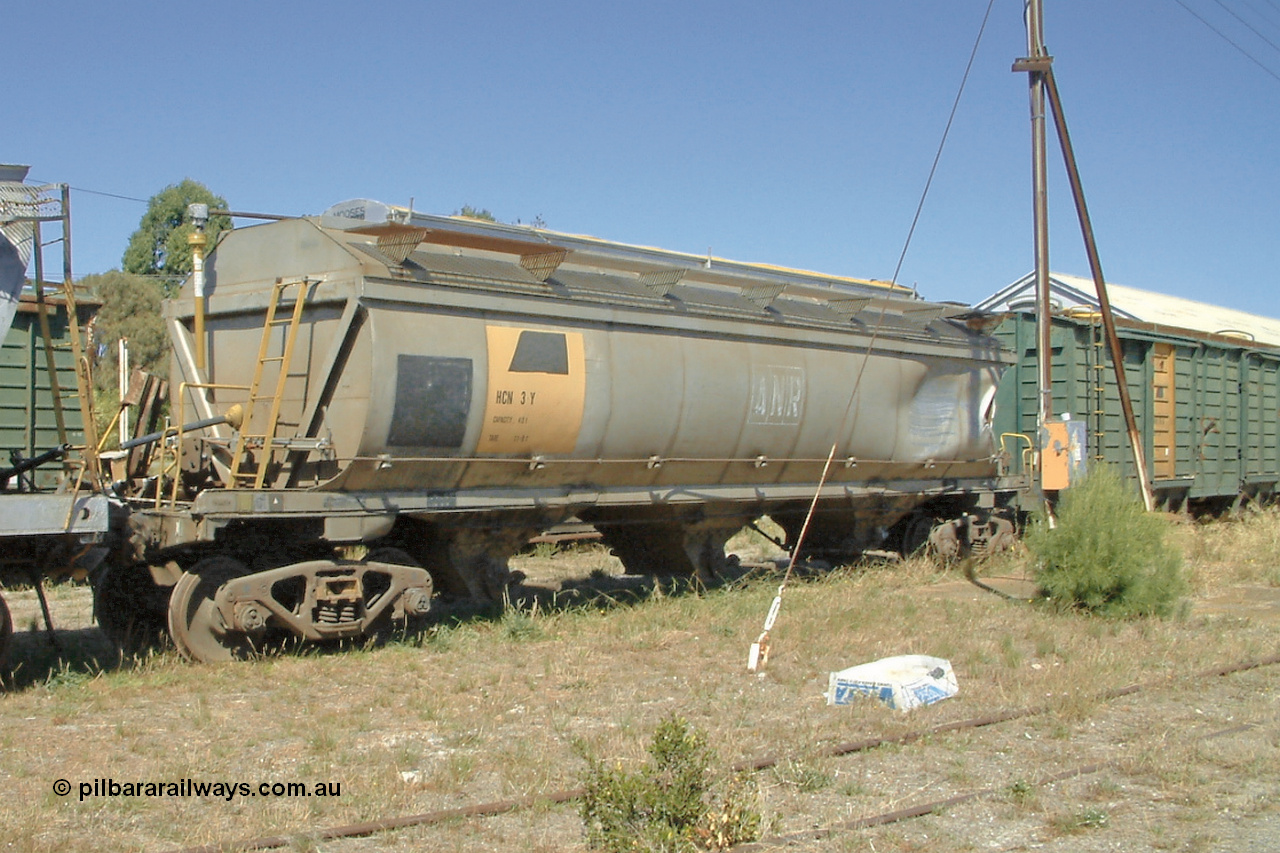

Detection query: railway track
xmin=167 ymin=654 xmax=1280 ymax=853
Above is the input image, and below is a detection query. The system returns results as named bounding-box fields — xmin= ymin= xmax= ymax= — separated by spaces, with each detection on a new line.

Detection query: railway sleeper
xmin=168 ymin=555 xmax=432 ymax=663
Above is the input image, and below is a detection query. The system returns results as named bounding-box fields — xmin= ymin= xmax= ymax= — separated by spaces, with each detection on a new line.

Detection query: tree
xmin=1026 ymin=465 xmax=1186 ymax=618
xmin=85 ymin=271 xmax=170 ymax=391
xmin=122 ymin=180 xmax=230 ymax=282
xmin=83 ymin=270 xmax=173 ymax=441
xmin=455 ymin=205 xmax=497 ymax=222
xmin=453 ymin=206 xmax=548 ymax=228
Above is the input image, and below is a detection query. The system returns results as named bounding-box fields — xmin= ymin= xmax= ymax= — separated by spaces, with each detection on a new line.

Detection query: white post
xmin=118 ymin=337 xmax=129 ymax=445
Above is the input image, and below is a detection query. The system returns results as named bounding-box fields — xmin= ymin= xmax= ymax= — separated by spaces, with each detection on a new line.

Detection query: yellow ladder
xmin=227 ymin=278 xmax=309 ymax=489
xmin=1088 ymin=313 xmax=1106 ymax=462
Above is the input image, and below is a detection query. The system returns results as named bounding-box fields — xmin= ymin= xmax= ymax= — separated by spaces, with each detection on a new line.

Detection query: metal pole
xmin=189 ymin=204 xmax=209 ymax=374
xmin=31 ymin=219 xmax=70 ymax=453
xmin=59 ymin=184 xmax=102 ymax=484
xmin=1025 ymin=0 xmax=1053 ymax=432
xmin=1042 ymin=70 xmax=1155 ymax=511
xmin=118 ymin=338 xmax=130 ymax=445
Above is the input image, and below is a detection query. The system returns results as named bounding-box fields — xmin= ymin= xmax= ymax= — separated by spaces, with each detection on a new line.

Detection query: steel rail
xmin=739 ymin=721 xmax=1259 ymax=850
xmin=165 ymin=653 xmax=1280 ymax=853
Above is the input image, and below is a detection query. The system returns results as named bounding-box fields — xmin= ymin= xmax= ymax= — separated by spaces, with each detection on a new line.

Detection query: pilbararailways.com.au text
xmin=54 ymin=778 xmax=341 ymax=802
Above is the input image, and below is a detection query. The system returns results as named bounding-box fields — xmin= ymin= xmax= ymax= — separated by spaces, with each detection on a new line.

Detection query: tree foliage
xmin=453 ymin=205 xmax=547 ymax=227
xmin=1026 ymin=465 xmax=1187 ymax=618
xmin=85 ymin=271 xmax=170 ymax=397
xmin=122 ymin=180 xmax=230 ymax=281
xmin=454 ymin=205 xmax=497 ymax=222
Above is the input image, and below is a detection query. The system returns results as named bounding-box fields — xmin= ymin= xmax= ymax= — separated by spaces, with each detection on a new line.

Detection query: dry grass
xmin=0 ymin=512 xmax=1277 ymax=851
xmin=1176 ymin=505 xmax=1280 ymax=589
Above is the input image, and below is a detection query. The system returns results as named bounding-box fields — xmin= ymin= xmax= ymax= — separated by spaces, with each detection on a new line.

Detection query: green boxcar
xmin=991 ymin=310 xmax=1280 ymax=510
xmin=0 ymin=293 xmax=92 ymax=490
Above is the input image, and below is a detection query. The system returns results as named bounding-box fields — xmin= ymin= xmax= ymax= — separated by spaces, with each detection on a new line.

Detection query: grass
xmin=1178 ymin=504 xmax=1280 ymax=589
xmin=771 ymin=758 xmax=835 ymax=793
xmin=0 ymin=512 xmax=1277 ymax=851
xmin=1049 ymin=806 xmax=1109 ymax=834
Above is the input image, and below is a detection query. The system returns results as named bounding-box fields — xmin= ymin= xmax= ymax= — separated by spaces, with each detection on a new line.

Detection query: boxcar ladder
xmin=1088 ymin=312 xmax=1106 ymax=463
xmin=227 ymin=278 xmax=309 ymax=489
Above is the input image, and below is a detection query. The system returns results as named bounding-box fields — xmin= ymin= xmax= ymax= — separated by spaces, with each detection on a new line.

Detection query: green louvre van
xmin=0 ymin=291 xmax=97 ymax=490
xmin=990 ymin=308 xmax=1280 ymax=512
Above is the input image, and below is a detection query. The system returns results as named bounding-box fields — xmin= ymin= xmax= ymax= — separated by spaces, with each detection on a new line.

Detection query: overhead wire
xmin=890 ymin=0 xmax=999 ymax=287
xmin=1239 ymin=0 xmax=1280 ymax=31
xmin=1172 ymin=0 xmax=1280 ymax=82
xmin=1211 ymin=0 xmax=1280 ymax=53
xmin=26 ymin=180 xmax=151 ymax=205
xmin=65 ymin=186 xmax=151 ymax=204
xmin=747 ymin=0 xmax=998 ymax=672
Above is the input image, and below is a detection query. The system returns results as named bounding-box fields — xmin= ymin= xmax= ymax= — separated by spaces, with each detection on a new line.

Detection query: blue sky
xmin=7 ymin=0 xmax=1278 ymax=315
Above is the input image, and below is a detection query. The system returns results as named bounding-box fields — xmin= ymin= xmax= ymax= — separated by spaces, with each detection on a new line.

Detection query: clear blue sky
xmin=7 ymin=0 xmax=1278 ymax=315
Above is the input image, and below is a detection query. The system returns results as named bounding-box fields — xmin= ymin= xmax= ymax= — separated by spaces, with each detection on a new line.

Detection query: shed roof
xmin=977 ymin=272 xmax=1280 ymax=348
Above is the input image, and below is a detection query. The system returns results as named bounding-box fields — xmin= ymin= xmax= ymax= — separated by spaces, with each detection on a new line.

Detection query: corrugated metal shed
xmin=977 ymin=272 xmax=1280 ymax=348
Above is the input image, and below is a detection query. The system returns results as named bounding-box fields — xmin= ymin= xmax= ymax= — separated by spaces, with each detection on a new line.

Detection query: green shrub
xmin=1026 ymin=465 xmax=1186 ymax=618
xmin=580 ymin=715 xmax=761 ymax=852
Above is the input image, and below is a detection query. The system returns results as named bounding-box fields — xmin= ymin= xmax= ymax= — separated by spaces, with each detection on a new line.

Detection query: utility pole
xmin=1024 ymin=0 xmax=1053 ymax=432
xmin=1015 ymin=0 xmax=1155 ymax=511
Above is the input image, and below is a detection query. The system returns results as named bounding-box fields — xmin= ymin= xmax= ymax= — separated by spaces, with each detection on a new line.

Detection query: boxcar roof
xmin=978 ymin=271 xmax=1280 ymax=348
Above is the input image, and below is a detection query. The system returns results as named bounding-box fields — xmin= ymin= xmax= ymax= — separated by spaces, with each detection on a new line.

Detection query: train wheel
xmin=93 ymin=563 xmax=171 ymax=655
xmin=895 ymin=512 xmax=937 ymax=558
xmin=168 ymin=556 xmax=257 ymax=663
xmin=0 ymin=594 xmax=12 ymax=672
xmin=363 ymin=547 xmax=430 ymax=637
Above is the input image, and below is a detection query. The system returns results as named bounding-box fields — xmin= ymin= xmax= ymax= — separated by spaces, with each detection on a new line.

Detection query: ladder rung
xmin=227 ymin=280 xmax=310 ymax=488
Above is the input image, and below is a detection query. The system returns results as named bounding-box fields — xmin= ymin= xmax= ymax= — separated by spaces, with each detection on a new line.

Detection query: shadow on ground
xmin=0 ymin=556 xmax=858 ymax=691
xmin=2 ymin=624 xmax=144 ymax=691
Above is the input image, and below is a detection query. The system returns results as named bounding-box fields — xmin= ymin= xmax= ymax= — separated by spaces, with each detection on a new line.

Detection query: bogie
xmin=166 ymin=553 xmax=434 ymax=663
